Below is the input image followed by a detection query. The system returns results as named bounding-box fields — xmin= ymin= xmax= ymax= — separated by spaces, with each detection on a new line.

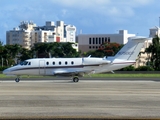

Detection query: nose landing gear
xmin=15 ymin=77 xmax=20 ymax=82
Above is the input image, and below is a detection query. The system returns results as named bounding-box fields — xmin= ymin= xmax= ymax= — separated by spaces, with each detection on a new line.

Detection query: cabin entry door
xmin=39 ymin=60 xmax=45 ymax=75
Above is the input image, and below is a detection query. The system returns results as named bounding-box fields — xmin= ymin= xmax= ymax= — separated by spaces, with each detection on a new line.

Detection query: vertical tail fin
xmin=113 ymin=37 xmax=151 ymax=61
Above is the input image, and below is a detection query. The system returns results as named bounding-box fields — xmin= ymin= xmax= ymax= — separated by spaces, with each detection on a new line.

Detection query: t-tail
xmin=112 ymin=36 xmax=151 ymax=62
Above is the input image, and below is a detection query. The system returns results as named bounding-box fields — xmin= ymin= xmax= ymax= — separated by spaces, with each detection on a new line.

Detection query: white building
xmin=134 ymin=39 xmax=152 ymax=68
xmin=77 ymin=30 xmax=135 ymax=53
xmin=65 ymin=25 xmax=76 ymax=43
xmin=6 ymin=21 xmax=78 ymax=50
xmin=134 ymin=27 xmax=159 ymax=68
xmin=149 ymin=27 xmax=160 ymax=37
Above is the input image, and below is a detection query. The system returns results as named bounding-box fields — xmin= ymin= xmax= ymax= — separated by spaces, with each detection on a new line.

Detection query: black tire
xmin=15 ymin=78 xmax=20 ymax=83
xmin=73 ymin=77 xmax=79 ymax=82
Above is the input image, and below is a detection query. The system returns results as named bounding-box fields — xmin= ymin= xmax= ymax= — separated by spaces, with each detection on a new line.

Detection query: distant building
xmin=134 ymin=27 xmax=157 ymax=68
xmin=134 ymin=27 xmax=159 ymax=68
xmin=6 ymin=21 xmax=36 ymax=49
xmin=77 ymin=30 xmax=135 ymax=53
xmin=6 ymin=21 xmax=78 ymax=50
xmin=134 ymin=39 xmax=152 ymax=68
xmin=149 ymin=27 xmax=160 ymax=38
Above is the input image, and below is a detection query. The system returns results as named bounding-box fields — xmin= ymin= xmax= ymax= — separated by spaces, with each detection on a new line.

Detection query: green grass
xmin=1 ymin=73 xmax=160 ymax=78
xmin=89 ymin=73 xmax=160 ymax=78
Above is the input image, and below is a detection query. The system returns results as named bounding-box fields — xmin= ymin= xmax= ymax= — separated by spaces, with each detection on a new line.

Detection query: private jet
xmin=3 ymin=36 xmax=151 ymax=82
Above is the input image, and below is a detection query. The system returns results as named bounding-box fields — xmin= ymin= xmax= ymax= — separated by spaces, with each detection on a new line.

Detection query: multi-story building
xmin=77 ymin=30 xmax=135 ymax=53
xmin=134 ymin=27 xmax=159 ymax=68
xmin=6 ymin=21 xmax=77 ymax=50
xmin=134 ymin=39 xmax=152 ymax=68
xmin=6 ymin=21 xmax=36 ymax=49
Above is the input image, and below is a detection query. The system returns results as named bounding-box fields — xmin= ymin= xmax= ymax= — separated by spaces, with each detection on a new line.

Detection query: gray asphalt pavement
xmin=1 ymin=76 xmax=160 ymax=81
xmin=0 ymin=79 xmax=160 ymax=119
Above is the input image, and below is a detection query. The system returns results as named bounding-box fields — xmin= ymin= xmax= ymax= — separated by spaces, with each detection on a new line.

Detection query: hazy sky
xmin=0 ymin=0 xmax=159 ymax=44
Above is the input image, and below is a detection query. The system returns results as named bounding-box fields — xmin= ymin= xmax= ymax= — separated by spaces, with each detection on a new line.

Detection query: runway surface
xmin=0 ymin=79 xmax=160 ymax=119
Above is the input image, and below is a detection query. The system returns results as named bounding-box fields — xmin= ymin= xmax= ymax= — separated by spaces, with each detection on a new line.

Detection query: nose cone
xmin=3 ymin=69 xmax=10 ymax=75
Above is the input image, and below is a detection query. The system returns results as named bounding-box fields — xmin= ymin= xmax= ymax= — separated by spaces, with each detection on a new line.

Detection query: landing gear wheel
xmin=73 ymin=77 xmax=79 ymax=82
xmin=15 ymin=78 xmax=20 ymax=83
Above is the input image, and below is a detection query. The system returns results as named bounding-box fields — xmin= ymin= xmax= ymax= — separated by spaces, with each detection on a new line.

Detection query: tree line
xmin=0 ymin=42 xmax=81 ymax=68
xmin=0 ymin=35 xmax=160 ymax=70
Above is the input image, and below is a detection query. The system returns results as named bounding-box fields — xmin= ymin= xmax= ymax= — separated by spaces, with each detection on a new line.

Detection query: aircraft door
xmin=39 ymin=60 xmax=45 ymax=75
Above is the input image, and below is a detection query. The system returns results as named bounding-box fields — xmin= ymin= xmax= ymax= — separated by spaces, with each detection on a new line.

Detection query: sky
xmin=0 ymin=0 xmax=159 ymax=44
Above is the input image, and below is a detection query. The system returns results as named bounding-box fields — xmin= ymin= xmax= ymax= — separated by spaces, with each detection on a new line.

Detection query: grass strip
xmin=0 ymin=73 xmax=160 ymax=78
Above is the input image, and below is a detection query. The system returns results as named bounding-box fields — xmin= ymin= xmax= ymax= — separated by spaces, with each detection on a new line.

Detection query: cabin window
xmin=71 ymin=61 xmax=74 ymax=65
xmin=46 ymin=62 xmax=49 ymax=65
xmin=53 ymin=61 xmax=55 ymax=65
xmin=28 ymin=62 xmax=31 ymax=65
xmin=65 ymin=61 xmax=68 ymax=65
xmin=59 ymin=61 xmax=61 ymax=65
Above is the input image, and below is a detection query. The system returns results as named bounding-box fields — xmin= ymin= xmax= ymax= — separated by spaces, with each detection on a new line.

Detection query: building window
xmin=53 ymin=62 xmax=55 ymax=65
xmin=93 ymin=38 xmax=95 ymax=44
xmin=108 ymin=37 xmax=110 ymax=43
xmin=99 ymin=38 xmax=101 ymax=44
xmin=96 ymin=38 xmax=98 ymax=44
xmin=89 ymin=46 xmax=91 ymax=49
xmin=89 ymin=38 xmax=91 ymax=44
xmin=93 ymin=46 xmax=95 ymax=49
xmin=105 ymin=37 xmax=107 ymax=42
xmin=102 ymin=38 xmax=104 ymax=44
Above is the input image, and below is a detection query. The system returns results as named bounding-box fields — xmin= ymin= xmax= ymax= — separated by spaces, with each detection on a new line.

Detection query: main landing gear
xmin=15 ymin=77 xmax=20 ymax=82
xmin=72 ymin=76 xmax=79 ymax=82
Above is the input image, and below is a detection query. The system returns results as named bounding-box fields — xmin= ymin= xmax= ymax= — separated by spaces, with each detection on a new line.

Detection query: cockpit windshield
xmin=20 ymin=61 xmax=31 ymax=66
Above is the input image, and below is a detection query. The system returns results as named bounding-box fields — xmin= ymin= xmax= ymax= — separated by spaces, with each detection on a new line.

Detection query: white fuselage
xmin=3 ymin=57 xmax=135 ymax=76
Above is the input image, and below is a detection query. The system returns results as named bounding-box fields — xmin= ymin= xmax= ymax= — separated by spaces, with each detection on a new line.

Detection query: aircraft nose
xmin=3 ymin=69 xmax=10 ymax=75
